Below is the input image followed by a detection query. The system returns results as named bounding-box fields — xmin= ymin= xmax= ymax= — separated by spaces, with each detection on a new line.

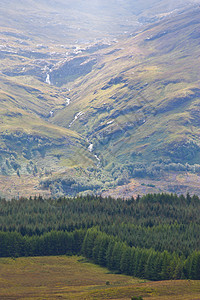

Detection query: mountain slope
xmin=0 ymin=0 xmax=196 ymax=43
xmin=52 ymin=6 xmax=200 ymax=194
xmin=0 ymin=2 xmax=200 ymax=198
xmin=0 ymin=74 xmax=99 ymax=198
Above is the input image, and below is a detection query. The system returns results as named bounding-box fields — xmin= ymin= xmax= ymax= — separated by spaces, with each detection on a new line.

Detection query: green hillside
xmin=51 ymin=7 xmax=200 ymax=195
xmin=0 ymin=67 xmax=95 ymax=198
xmin=0 ymin=2 xmax=200 ymax=197
xmin=0 ymin=21 xmax=101 ymax=198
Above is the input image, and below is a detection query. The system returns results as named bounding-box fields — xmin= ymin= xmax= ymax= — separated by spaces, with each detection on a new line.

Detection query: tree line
xmin=82 ymin=228 xmax=200 ymax=280
xmin=0 ymin=227 xmax=199 ymax=280
xmin=0 ymin=193 xmax=200 ymax=280
xmin=0 ymin=229 xmax=85 ymax=257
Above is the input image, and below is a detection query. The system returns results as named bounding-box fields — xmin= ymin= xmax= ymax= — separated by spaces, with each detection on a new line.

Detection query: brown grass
xmin=0 ymin=174 xmax=51 ymax=199
xmin=102 ymin=171 xmax=200 ymax=199
xmin=0 ymin=256 xmax=200 ymax=299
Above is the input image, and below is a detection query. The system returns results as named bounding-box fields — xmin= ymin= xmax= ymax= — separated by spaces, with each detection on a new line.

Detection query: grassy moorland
xmin=0 ymin=256 xmax=200 ymax=300
xmin=0 ymin=25 xmax=106 ymax=197
xmin=0 ymin=3 xmax=200 ymax=198
xmin=50 ymin=6 xmax=200 ymax=197
xmin=54 ymin=7 xmax=200 ymax=168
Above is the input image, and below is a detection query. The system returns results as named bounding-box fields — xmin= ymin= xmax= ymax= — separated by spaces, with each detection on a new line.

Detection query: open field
xmin=0 ymin=256 xmax=200 ymax=299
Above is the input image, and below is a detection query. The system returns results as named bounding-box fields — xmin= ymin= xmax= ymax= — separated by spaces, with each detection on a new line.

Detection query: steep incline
xmin=0 ymin=2 xmax=200 ymax=197
xmin=52 ymin=7 xmax=200 ymax=193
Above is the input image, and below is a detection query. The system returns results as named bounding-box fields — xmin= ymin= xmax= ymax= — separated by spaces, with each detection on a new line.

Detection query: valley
xmin=0 ymin=1 xmax=200 ymax=198
xmin=1 ymin=2 xmax=200 ymax=299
